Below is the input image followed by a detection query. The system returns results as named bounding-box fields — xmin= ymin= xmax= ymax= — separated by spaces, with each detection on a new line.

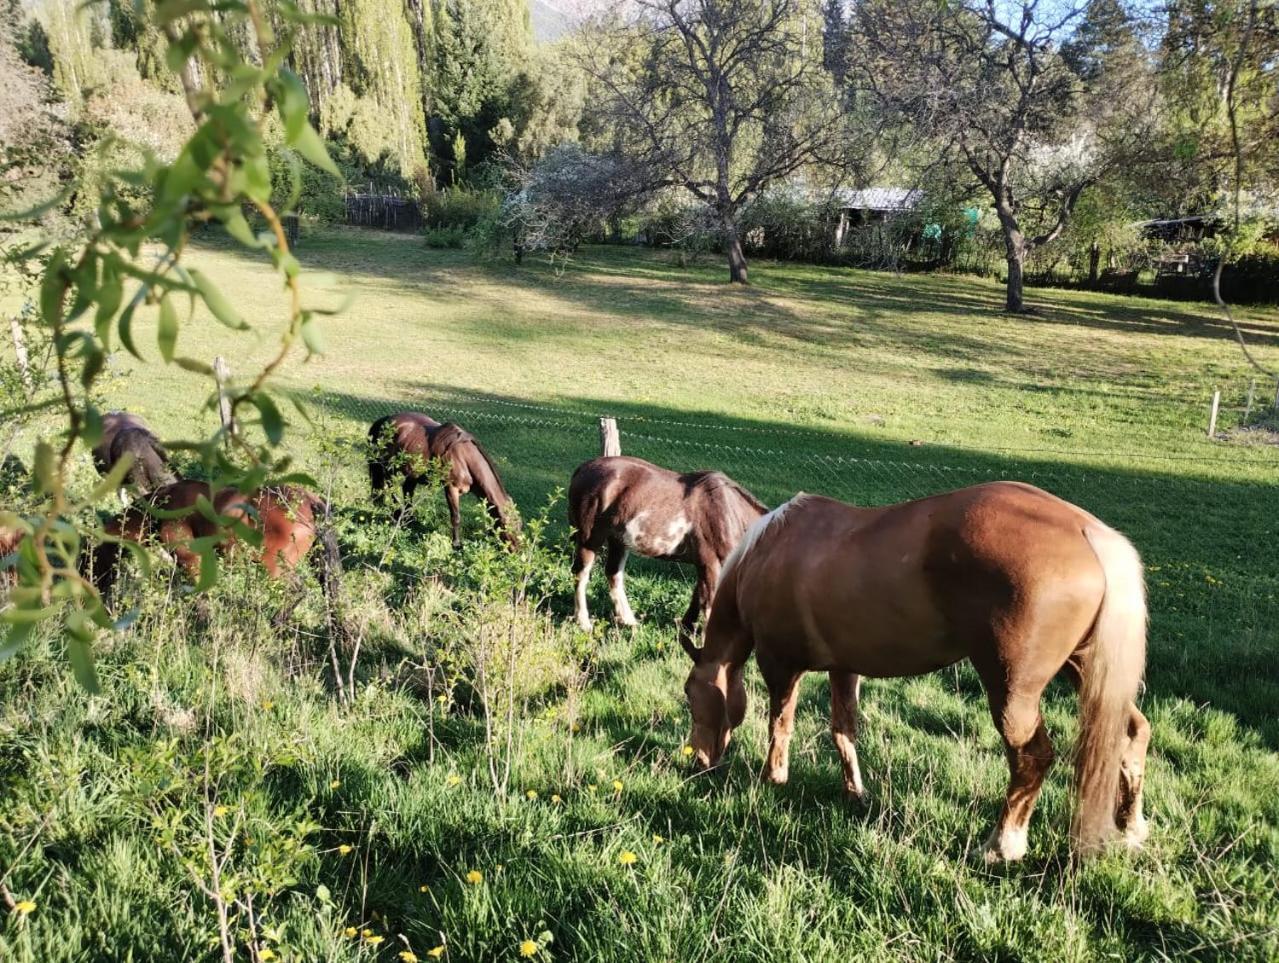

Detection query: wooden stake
xmin=599 ymin=417 xmax=621 ymax=457
xmin=9 ymin=315 xmax=30 ymax=391
xmin=1273 ymin=378 xmax=1279 ymax=413
xmin=1207 ymin=389 xmax=1220 ymax=439
xmin=213 ymin=356 xmax=236 ymax=445
xmin=1244 ymin=378 xmax=1256 ymax=422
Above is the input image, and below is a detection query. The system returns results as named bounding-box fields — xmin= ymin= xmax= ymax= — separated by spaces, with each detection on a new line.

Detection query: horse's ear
xmin=679 ymin=633 xmax=702 ymax=663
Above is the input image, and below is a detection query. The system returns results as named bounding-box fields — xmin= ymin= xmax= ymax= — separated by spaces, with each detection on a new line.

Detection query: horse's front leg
xmin=761 ymin=660 xmax=803 ymax=785
xmin=445 ymin=485 xmax=463 ymax=550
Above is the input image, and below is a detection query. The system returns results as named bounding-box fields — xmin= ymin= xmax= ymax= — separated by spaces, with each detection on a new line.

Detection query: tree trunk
xmin=1088 ymin=242 xmax=1101 ymax=284
xmin=725 ymin=217 xmax=748 ymax=285
xmin=996 ymin=213 xmax=1027 ymax=312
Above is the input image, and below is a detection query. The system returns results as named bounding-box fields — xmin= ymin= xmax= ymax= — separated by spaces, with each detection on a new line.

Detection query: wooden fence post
xmin=1244 ymin=378 xmax=1257 ymax=423
xmin=599 ymin=417 xmax=620 ymax=457
xmin=9 ymin=315 xmax=31 ymax=391
xmin=1207 ymin=389 xmax=1221 ymax=439
xmin=1273 ymin=378 xmax=1279 ymax=414
xmin=213 ymin=356 xmax=236 ymax=445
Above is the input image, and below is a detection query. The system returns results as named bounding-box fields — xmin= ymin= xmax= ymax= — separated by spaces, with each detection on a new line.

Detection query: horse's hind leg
xmin=1116 ymin=703 xmax=1151 ymax=847
xmin=572 ymin=543 xmax=597 ymax=632
xmin=830 ymin=671 xmax=866 ymax=799
xmin=604 ymin=537 xmax=638 ymax=627
xmin=979 ymin=678 xmax=1055 ymax=864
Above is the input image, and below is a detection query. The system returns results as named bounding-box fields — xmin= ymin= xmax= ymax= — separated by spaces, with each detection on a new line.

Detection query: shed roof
xmin=834 ymin=187 xmax=922 ymax=212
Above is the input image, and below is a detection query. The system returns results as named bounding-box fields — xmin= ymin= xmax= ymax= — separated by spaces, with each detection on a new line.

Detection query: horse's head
xmin=682 ymin=657 xmax=746 ymax=770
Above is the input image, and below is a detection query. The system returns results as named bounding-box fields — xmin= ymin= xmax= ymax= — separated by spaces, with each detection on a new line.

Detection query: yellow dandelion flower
xmin=465 ymin=870 xmax=483 ymax=885
xmin=261 ymin=700 xmax=274 ymax=711
xmin=525 ymin=789 xmax=538 ymax=800
xmin=612 ymin=779 xmax=624 ymax=793
xmin=618 ymin=850 xmax=638 ymax=865
xmin=519 ymin=939 xmax=539 ymax=957
xmin=446 ymin=774 xmax=462 ymax=787
xmin=550 ymin=794 xmax=562 ymax=805
xmin=361 ymin=929 xmax=374 ymax=938
xmin=587 ymin=783 xmax=597 ymax=793
xmin=344 ymin=927 xmax=357 ymax=937
xmin=681 ymin=745 xmax=694 ymax=757
xmin=338 ymin=844 xmax=353 ymax=855
xmin=652 ymin=833 xmax=664 ymax=844
xmin=495 ymin=864 xmax=504 ymax=873
xmin=570 ymin=722 xmax=580 ymax=733
xmin=366 ymin=935 xmax=385 ymax=946
xmin=427 ymin=947 xmax=446 ymax=959
xmin=329 ymin=779 xmax=341 ymax=789
xmin=259 ymin=950 xmax=276 ymax=961
xmin=14 ymin=900 xmax=36 ymax=915
xmin=419 ymin=884 xmax=430 ymax=893
xmin=655 ymin=641 xmax=664 ymax=651
xmin=213 ymin=805 xmax=230 ymax=817
xmin=399 ymin=953 xmax=420 ymax=962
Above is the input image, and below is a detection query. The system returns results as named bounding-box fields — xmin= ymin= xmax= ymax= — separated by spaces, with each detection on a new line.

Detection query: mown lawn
xmin=2 ymin=226 xmax=1278 ymax=961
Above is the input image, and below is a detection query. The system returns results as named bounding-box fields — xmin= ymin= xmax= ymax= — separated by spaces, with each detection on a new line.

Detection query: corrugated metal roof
xmin=833 ymin=187 xmax=922 ymax=211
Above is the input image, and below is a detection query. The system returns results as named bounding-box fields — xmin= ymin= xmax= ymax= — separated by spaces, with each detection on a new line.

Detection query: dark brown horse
xmin=684 ymin=482 xmax=1149 ymax=862
xmin=568 ymin=456 xmax=767 ymax=636
xmin=88 ymin=480 xmax=345 ymax=637
xmin=92 ymin=411 xmax=174 ymax=497
xmin=368 ymin=412 xmax=520 ymax=550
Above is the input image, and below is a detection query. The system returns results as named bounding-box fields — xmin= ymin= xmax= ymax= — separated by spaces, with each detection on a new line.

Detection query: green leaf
xmin=91 ymin=453 xmax=137 ymax=501
xmin=32 ymin=442 xmax=55 ymax=495
xmin=0 ymin=620 xmax=37 ymax=663
xmin=291 ymin=123 xmax=341 ymax=179
xmin=189 ymin=268 xmax=249 ymax=330
xmin=174 ymin=356 xmax=214 ymax=375
xmin=40 ymin=248 xmax=67 ymax=326
xmin=276 ymin=69 xmax=310 ymax=142
xmin=65 ymin=621 xmax=101 ymax=694
xmin=95 ymin=267 xmax=123 ymax=347
xmin=300 ymin=318 xmax=326 ymax=356
xmin=158 ymin=295 xmax=179 ymax=363
xmin=118 ymin=301 xmax=144 ymax=361
xmin=194 ymin=546 xmax=219 ymax=593
xmin=252 ymin=394 xmax=285 ymax=444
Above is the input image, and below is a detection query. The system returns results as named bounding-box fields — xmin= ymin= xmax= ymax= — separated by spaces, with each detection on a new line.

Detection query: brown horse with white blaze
xmin=568 ymin=456 xmax=767 ymax=636
xmin=684 ymin=482 xmax=1149 ymax=862
xmin=368 ymin=412 xmax=521 ymax=550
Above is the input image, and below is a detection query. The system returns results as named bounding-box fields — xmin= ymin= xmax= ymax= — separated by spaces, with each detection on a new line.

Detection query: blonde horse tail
xmin=1073 ymin=522 xmax=1147 ymax=853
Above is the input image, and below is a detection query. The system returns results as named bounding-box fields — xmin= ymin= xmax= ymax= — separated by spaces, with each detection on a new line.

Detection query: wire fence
xmin=294 ymin=387 xmax=1277 ymax=722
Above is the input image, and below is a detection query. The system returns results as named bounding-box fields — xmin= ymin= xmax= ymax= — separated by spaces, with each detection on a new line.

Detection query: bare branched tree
xmin=578 ymin=0 xmax=855 ymax=284
xmin=852 ymin=0 xmax=1159 ymax=311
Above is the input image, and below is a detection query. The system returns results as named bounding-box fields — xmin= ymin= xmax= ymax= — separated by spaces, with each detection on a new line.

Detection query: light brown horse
xmin=568 ymin=456 xmax=767 ymax=636
xmin=368 ymin=412 xmax=521 ymax=550
xmin=684 ymin=482 xmax=1149 ymax=862
xmin=88 ymin=480 xmax=344 ymax=632
xmin=92 ymin=411 xmax=174 ymax=496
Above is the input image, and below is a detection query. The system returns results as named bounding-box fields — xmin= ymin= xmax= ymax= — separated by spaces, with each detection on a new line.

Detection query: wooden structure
xmin=344 ymin=186 xmax=424 ymax=232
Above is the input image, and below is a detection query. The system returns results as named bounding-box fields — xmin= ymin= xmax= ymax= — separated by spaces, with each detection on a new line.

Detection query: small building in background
xmin=832 ymin=187 xmax=923 ymax=247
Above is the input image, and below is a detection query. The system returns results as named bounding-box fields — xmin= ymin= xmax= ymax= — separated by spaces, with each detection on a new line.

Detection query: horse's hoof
xmin=1121 ymin=817 xmax=1149 ymax=849
xmin=763 ymin=767 xmax=789 ymax=786
xmin=576 ymin=618 xmax=593 ymax=633
xmin=843 ymin=783 xmax=866 ymax=801
xmin=982 ymin=826 xmax=1028 ymax=864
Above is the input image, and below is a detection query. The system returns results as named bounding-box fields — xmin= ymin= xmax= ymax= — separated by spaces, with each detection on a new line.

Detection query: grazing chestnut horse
xmin=92 ymin=411 xmax=174 ymax=496
xmin=684 ymin=482 xmax=1148 ymax=862
xmin=367 ymin=412 xmax=520 ymax=550
xmin=88 ymin=480 xmax=345 ymax=634
xmin=569 ymin=456 xmax=767 ymax=635
xmin=0 ymin=521 xmax=20 ymax=588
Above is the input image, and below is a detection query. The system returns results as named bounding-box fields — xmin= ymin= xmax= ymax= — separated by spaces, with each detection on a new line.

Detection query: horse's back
xmin=732 ymin=483 xmax=1110 ymax=677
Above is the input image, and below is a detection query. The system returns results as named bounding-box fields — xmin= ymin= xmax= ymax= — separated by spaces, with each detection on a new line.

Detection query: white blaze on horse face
xmin=624 ymin=511 xmax=692 ymax=557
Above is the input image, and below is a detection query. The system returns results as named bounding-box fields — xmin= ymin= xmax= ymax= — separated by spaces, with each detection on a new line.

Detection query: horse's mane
xmin=687 ymin=470 xmax=768 ymax=514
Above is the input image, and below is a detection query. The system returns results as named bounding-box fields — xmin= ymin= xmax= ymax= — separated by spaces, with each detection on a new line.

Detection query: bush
xmin=423 ymin=225 xmax=469 ymax=248
xmin=422 ymin=188 xmax=501 ymax=231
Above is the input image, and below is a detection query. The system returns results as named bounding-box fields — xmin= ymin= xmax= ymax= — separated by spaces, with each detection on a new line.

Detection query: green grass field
xmin=3 ymin=226 xmax=1278 ymax=961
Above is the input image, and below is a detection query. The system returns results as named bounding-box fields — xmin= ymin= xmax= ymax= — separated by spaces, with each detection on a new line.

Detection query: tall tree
xmin=580 ymin=0 xmax=851 ymax=284
xmin=852 ymin=0 xmax=1158 ymax=311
